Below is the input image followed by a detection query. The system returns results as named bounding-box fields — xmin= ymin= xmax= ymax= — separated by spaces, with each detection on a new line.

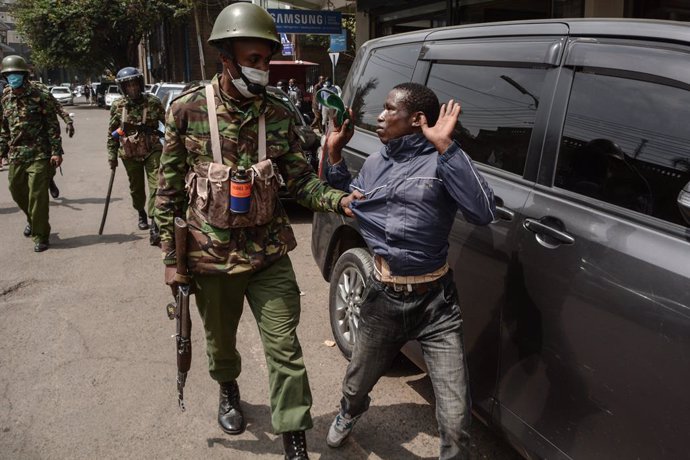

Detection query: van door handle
xmin=494 ymin=206 xmax=514 ymax=222
xmin=523 ymin=218 xmax=575 ymax=245
xmin=492 ymin=196 xmax=514 ymax=222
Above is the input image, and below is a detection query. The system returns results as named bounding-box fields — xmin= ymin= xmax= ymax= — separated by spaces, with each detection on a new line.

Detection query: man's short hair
xmin=393 ymin=82 xmax=440 ymax=127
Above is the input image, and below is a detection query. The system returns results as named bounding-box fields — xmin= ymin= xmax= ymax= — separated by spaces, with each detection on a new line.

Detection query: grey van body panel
xmin=508 ymin=187 xmax=690 ymax=459
xmin=312 ymin=19 xmax=690 ymax=460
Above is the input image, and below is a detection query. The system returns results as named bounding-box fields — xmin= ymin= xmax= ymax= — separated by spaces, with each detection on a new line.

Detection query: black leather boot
xmin=137 ymin=210 xmax=149 ymax=230
xmin=283 ymin=431 xmax=309 ymax=460
xmin=218 ymin=380 xmax=245 ymax=435
xmin=149 ymin=219 xmax=160 ymax=246
xmin=23 ymin=224 xmax=31 ymax=237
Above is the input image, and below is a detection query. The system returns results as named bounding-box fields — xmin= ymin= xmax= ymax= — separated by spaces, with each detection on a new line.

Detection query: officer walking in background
xmin=156 ymin=3 xmax=358 ymax=459
xmin=0 ymin=55 xmax=64 ymax=252
xmin=31 ymin=78 xmax=75 ymax=199
xmin=106 ymin=67 xmax=165 ymax=245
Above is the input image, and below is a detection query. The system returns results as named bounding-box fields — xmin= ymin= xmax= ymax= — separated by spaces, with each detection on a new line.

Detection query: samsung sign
xmin=268 ymin=9 xmax=342 ymax=35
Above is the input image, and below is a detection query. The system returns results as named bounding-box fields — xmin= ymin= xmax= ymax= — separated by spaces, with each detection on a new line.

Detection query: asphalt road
xmin=0 ymin=99 xmax=521 ymax=459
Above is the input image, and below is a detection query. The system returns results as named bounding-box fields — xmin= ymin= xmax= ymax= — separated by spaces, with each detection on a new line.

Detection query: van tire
xmin=328 ymin=247 xmax=374 ymax=359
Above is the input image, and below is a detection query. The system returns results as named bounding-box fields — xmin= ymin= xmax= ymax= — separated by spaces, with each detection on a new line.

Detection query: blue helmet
xmin=115 ymin=66 xmax=144 ymax=94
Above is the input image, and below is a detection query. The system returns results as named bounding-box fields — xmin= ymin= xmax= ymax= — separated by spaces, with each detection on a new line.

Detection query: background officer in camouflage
xmin=107 ymin=66 xmax=164 ymax=245
xmin=0 ymin=55 xmax=64 ymax=252
xmin=156 ymin=4 xmax=358 ymax=459
xmin=33 ymin=79 xmax=75 ymax=199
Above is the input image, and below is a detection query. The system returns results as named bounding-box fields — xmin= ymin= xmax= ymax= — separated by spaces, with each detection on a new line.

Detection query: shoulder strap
xmin=142 ymin=106 xmax=147 ymax=124
xmin=258 ymin=114 xmax=266 ymax=162
xmin=121 ymin=105 xmax=126 ymax=130
xmin=204 ymin=84 xmax=223 ymax=164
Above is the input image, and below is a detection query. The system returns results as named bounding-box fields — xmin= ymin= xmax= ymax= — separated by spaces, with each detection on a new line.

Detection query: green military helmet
xmin=208 ymin=3 xmax=281 ymax=52
xmin=1 ymin=55 xmax=29 ymax=75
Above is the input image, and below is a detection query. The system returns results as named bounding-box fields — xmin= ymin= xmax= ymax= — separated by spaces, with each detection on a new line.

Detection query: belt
xmin=376 ymin=277 xmax=442 ymax=295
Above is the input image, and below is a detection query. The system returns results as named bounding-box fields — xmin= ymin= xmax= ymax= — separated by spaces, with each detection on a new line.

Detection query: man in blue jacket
xmin=323 ymin=82 xmax=496 ymax=460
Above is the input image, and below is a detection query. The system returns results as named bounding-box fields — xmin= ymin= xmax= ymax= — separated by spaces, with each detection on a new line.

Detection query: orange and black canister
xmin=230 ymin=166 xmax=251 ymax=213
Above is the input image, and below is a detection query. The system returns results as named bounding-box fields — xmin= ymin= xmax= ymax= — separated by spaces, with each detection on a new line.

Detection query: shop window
xmin=426 ymin=63 xmax=547 ymax=176
xmin=555 ymin=72 xmax=690 ymax=226
xmin=351 ymin=43 xmax=421 ymax=133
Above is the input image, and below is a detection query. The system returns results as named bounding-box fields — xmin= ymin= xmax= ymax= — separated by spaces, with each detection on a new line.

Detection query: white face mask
xmin=227 ymin=64 xmax=269 ymax=98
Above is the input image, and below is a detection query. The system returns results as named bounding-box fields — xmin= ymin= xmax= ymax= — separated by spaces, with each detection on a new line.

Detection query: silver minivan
xmin=312 ymin=19 xmax=690 ymax=460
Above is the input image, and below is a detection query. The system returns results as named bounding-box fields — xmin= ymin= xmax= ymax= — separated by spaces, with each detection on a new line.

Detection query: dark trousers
xmin=340 ymin=273 xmax=471 ymax=460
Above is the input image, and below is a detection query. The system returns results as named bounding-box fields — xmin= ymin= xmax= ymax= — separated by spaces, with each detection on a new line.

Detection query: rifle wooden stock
xmin=173 ymin=217 xmax=191 ymax=410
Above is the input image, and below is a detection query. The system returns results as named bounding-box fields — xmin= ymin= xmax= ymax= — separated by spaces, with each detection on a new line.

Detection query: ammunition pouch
xmin=186 ymin=159 xmax=280 ymax=229
xmin=121 ymin=131 xmax=152 ymax=160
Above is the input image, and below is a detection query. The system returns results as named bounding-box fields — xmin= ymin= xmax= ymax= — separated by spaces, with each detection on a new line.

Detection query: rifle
xmin=98 ymin=167 xmax=116 ymax=235
xmin=123 ymin=121 xmax=165 ymax=138
xmin=165 ymin=217 xmax=192 ymax=411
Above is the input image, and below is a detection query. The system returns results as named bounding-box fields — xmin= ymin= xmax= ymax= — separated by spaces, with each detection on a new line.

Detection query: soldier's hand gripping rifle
xmin=166 ymin=217 xmax=192 ymax=411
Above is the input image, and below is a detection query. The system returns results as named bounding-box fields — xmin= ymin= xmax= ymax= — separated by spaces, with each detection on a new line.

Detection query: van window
xmin=554 ymin=71 xmax=690 ymax=226
xmin=351 ymin=43 xmax=421 ymax=132
xmin=427 ymin=64 xmax=546 ymax=176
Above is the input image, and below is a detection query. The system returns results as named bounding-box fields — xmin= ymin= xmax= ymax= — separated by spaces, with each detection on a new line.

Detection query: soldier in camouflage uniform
xmin=107 ymin=66 xmax=165 ymax=245
xmin=0 ymin=55 xmax=64 ymax=252
xmin=32 ymin=79 xmax=75 ymax=199
xmin=156 ymin=4 xmax=358 ymax=460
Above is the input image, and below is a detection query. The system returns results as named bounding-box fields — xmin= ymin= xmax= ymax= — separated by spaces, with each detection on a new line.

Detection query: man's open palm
xmin=420 ymin=99 xmax=461 ymax=154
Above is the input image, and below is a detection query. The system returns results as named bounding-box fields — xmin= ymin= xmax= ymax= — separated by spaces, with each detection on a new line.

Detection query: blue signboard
xmin=268 ymin=9 xmax=342 ymax=35
xmin=329 ymin=31 xmax=347 ymax=52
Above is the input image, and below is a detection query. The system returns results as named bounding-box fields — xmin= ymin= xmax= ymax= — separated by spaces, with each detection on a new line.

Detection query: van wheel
xmin=329 ymin=248 xmax=374 ymax=359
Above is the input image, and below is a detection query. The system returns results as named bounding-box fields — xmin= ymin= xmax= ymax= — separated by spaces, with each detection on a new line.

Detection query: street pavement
xmin=0 ymin=98 xmax=521 ymax=459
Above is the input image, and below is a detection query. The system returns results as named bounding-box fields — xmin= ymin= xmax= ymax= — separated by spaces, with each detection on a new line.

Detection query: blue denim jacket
xmin=326 ymin=133 xmax=496 ymax=276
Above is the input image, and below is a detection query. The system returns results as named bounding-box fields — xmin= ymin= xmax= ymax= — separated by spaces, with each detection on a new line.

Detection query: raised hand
xmin=420 ymin=99 xmax=461 ymax=155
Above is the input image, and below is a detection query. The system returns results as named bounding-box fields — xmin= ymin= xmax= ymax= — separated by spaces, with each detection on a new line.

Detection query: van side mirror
xmin=677 ymin=181 xmax=690 ymax=225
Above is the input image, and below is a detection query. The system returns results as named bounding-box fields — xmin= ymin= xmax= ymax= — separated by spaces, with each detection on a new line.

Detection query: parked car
xmin=104 ymin=85 xmax=122 ymax=108
xmin=95 ymin=80 xmax=114 ymax=108
xmin=267 ymin=85 xmax=319 ymax=171
xmin=49 ymin=86 xmax=73 ymax=105
xmin=153 ymin=83 xmax=185 ymax=106
xmin=311 ymin=18 xmax=690 ymax=460
xmin=144 ymin=84 xmax=154 ymax=93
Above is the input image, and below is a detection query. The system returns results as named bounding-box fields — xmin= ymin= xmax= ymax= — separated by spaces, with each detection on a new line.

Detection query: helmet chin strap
xmin=232 ymin=60 xmax=265 ymax=95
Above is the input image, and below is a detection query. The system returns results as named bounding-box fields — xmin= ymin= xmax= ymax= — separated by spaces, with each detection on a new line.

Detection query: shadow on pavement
xmin=0 ymin=205 xmax=20 ymax=215
xmin=49 ymin=196 xmax=122 ymax=211
xmin=50 ymin=232 xmax=144 ymax=248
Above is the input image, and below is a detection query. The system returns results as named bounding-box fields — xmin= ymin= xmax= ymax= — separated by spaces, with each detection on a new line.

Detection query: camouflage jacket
xmin=107 ymin=93 xmax=165 ymax=161
xmin=32 ymin=82 xmax=74 ymax=125
xmin=0 ymin=82 xmax=64 ymax=162
xmin=156 ymin=74 xmax=347 ymax=275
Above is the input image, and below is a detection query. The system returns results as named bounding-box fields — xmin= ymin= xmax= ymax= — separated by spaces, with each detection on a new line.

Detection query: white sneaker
xmin=327 ymin=411 xmax=361 ymax=447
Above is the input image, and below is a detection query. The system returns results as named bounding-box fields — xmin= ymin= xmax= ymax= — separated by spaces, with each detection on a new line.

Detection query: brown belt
xmin=375 ymin=277 xmax=442 ymax=295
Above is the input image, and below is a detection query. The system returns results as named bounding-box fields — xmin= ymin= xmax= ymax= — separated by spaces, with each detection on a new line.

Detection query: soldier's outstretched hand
xmin=420 ymin=99 xmax=461 ymax=155
xmin=66 ymin=123 xmax=75 ymax=138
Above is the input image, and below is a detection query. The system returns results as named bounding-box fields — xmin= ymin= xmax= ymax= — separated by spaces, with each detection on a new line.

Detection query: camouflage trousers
xmin=8 ymin=159 xmax=51 ymax=244
xmin=193 ymin=255 xmax=313 ymax=434
xmin=121 ymin=151 xmax=160 ymax=215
